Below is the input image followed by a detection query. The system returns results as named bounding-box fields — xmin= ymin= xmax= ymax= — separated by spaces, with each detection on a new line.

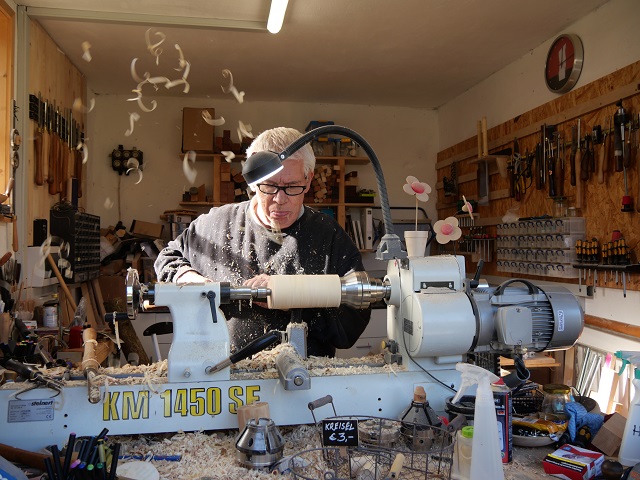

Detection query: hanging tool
xmin=509 ymin=138 xmax=520 ymax=199
xmin=548 ymin=137 xmax=557 ymax=197
xmin=31 ymin=93 xmax=45 ymax=186
xmin=556 ymin=132 xmax=564 ymax=197
xmin=581 ymin=134 xmax=593 ymax=182
xmin=535 ymin=143 xmax=543 ymax=190
xmin=614 ymin=101 xmax=633 ymax=212
xmin=575 ymin=120 xmax=583 ymax=209
xmin=596 ymin=122 xmax=607 ymax=184
xmin=570 ymin=124 xmax=578 ymax=186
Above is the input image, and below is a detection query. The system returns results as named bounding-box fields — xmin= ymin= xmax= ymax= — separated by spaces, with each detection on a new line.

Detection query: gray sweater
xmin=155 ymin=201 xmax=370 ymax=357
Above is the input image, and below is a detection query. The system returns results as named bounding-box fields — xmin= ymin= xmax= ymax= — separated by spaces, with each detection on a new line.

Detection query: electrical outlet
xmin=111 ymin=145 xmax=144 ymax=175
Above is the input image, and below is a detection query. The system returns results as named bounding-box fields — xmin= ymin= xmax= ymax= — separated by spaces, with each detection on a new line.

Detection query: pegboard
xmin=436 ymin=60 xmax=640 ymax=293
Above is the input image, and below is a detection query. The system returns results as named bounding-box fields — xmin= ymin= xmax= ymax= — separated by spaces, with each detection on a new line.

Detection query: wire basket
xmin=512 ymin=383 xmax=545 ymax=415
xmin=289 ymin=416 xmax=454 ymax=480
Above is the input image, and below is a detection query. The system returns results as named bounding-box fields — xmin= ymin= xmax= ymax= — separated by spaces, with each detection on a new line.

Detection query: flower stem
xmin=415 ymin=197 xmax=418 ymax=231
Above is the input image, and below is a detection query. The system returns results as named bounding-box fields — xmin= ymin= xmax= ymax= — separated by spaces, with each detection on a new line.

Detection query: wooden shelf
xmin=500 ymin=354 xmax=560 ymax=368
xmin=174 ymin=153 xmax=376 ymax=233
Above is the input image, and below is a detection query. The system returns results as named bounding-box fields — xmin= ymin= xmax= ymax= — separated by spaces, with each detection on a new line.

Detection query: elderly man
xmin=155 ymin=127 xmax=370 ymax=357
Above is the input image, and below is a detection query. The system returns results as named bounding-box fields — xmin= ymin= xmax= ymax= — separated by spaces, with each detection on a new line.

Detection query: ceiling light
xmin=267 ymin=0 xmax=289 ymax=34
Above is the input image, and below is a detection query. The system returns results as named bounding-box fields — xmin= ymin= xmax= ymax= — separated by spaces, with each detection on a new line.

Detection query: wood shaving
xmin=107 ymin=427 xmax=551 ymax=479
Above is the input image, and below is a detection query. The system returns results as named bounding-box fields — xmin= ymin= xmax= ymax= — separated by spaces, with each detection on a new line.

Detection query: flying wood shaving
xmin=201 ymin=109 xmax=225 ymax=127
xmin=130 ymin=58 xmax=145 ymax=83
xmin=126 ymin=158 xmax=144 ymax=185
xmin=182 ymin=151 xmax=197 ymax=184
xmin=72 ymin=97 xmax=95 ymax=114
xmin=104 ymin=197 xmax=114 ymax=209
xmin=81 ymin=41 xmax=92 ymax=62
xmin=221 ymin=69 xmax=245 ymax=103
xmin=165 ymin=61 xmax=191 ymax=93
xmin=237 ymin=120 xmax=254 ymax=142
xmin=174 ymin=44 xmax=187 ymax=71
xmin=128 ymin=79 xmax=158 ymax=113
xmin=76 ymin=142 xmax=89 ymax=164
xmin=145 ymin=28 xmax=166 ymax=65
xmin=125 ymin=112 xmax=141 ymax=136
xmin=221 ymin=151 xmax=235 ymax=162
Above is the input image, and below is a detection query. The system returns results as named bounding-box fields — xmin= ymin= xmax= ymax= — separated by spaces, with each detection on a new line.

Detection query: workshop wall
xmin=85 ymin=96 xmax=438 ymax=229
xmin=438 ymin=0 xmax=640 ymax=149
xmin=436 ymin=0 xmax=640 ymax=351
xmin=26 ymin=19 xmax=87 ymax=245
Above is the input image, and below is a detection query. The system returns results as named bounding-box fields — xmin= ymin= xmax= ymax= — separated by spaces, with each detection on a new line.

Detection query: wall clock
xmin=545 ymin=34 xmax=584 ymax=94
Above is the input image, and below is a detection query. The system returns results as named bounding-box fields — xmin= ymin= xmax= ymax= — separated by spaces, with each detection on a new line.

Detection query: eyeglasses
xmin=256 ymin=183 xmax=306 ymax=196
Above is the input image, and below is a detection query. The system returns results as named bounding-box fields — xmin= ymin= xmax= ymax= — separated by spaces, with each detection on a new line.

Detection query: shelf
xmin=177 ymin=153 xmax=245 ymax=162
xmin=500 ymin=354 xmax=560 ymax=368
xmin=179 ymin=201 xmax=216 ymax=207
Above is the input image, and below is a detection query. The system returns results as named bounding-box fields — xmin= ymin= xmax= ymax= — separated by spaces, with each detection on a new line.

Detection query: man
xmin=155 ymin=127 xmax=370 ymax=357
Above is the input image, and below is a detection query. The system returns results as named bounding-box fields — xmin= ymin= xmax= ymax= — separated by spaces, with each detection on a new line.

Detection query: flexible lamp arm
xmin=279 ymin=125 xmax=406 ymax=260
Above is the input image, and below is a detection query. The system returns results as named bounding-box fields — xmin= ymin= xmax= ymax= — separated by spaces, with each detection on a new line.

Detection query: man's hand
xmin=243 ymin=273 xmax=270 ymax=289
xmin=176 ymin=270 xmax=210 ymax=284
xmin=243 ymin=274 xmax=270 ymax=308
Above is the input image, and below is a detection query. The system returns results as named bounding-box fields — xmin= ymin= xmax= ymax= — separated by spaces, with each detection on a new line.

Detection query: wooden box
xmin=182 ymin=107 xmax=215 ymax=153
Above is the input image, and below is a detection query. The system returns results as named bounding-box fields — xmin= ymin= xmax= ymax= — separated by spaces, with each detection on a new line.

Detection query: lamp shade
xmin=242 ymin=151 xmax=284 ymax=186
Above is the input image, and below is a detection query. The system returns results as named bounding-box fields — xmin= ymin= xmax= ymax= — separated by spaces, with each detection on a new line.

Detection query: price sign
xmin=322 ymin=419 xmax=359 ymax=447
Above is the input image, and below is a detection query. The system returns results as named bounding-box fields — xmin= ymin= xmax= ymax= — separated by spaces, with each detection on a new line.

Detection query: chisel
xmin=556 ymin=133 xmax=564 ymax=197
xmin=575 ymin=120 xmax=583 ymax=209
xmin=535 ymin=143 xmax=543 ymax=190
xmin=597 ymin=121 xmax=608 ymax=184
xmin=569 ymin=124 xmax=577 ymax=186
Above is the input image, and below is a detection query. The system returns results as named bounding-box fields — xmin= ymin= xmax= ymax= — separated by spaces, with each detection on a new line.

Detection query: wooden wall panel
xmin=436 ymin=60 xmax=640 ymax=293
xmin=26 ymin=20 xmax=86 ymax=245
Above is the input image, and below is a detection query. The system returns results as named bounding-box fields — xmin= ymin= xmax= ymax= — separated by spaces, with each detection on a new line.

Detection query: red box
xmin=542 ymin=444 xmax=604 ymax=480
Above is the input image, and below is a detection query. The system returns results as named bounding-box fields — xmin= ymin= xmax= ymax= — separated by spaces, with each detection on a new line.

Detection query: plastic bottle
xmin=616 ymin=351 xmax=640 ymax=467
xmin=452 ymin=426 xmax=474 ymax=480
xmin=452 ymin=363 xmax=505 ymax=480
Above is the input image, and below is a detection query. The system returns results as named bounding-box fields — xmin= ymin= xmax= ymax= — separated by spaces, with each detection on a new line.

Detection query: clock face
xmin=545 ymin=34 xmax=584 ymax=94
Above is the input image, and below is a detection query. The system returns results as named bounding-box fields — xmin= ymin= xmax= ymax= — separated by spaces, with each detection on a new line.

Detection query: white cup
xmin=404 ymin=230 xmax=429 ymax=257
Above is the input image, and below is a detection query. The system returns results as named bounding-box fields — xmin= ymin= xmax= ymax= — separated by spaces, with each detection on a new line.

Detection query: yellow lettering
xmin=190 ymin=388 xmax=205 ymax=416
xmin=246 ymin=385 xmax=260 ymax=405
xmin=160 ymin=390 xmax=172 ymax=417
xmin=206 ymin=387 xmax=221 ymax=416
xmin=102 ymin=391 xmax=119 ymax=421
xmin=122 ymin=391 xmax=149 ymax=420
xmin=174 ymin=389 xmax=188 ymax=416
xmin=228 ymin=386 xmax=243 ymax=414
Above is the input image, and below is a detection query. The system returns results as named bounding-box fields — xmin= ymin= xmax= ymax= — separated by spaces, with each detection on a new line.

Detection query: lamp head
xmin=242 ymin=151 xmax=284 ymax=186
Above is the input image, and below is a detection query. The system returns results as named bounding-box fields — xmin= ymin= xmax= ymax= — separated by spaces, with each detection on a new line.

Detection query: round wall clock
xmin=545 ymin=34 xmax=584 ymax=94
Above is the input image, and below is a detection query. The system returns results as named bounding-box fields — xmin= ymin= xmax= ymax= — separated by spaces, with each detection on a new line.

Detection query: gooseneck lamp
xmin=241 ymin=125 xmax=406 ymax=260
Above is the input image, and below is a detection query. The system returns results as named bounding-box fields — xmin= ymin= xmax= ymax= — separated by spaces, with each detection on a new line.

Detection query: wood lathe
xmin=0 ymin=255 xmax=584 ymax=451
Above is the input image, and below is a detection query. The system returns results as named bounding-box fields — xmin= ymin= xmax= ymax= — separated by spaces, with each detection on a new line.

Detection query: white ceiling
xmin=22 ymin=0 xmax=610 ymax=109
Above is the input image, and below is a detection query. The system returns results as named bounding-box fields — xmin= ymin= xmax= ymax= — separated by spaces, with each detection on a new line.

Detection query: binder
xmin=361 ymin=207 xmax=373 ymax=249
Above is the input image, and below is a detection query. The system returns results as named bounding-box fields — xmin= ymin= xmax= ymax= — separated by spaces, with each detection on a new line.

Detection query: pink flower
xmin=403 ymin=176 xmax=431 ymax=202
xmin=462 ymin=195 xmax=474 ymax=221
xmin=433 ymin=216 xmax=462 ymax=244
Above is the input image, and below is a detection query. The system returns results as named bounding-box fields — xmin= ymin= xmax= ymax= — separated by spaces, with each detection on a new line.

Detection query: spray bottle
xmin=452 ymin=363 xmax=504 ymax=480
xmin=615 ymin=351 xmax=640 ymax=467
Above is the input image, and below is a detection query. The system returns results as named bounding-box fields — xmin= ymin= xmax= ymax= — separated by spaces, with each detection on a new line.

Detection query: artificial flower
xmin=403 ymin=175 xmax=431 ymax=202
xmin=462 ymin=195 xmax=474 ymax=221
xmin=433 ymin=216 xmax=462 ymax=244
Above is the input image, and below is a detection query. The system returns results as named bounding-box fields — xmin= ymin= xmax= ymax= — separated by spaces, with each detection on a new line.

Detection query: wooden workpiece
xmin=436 ymin=59 xmax=640 ymax=293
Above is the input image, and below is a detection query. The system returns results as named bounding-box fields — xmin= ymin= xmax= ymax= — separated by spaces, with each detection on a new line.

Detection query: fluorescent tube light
xmin=267 ymin=0 xmax=289 ymax=34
